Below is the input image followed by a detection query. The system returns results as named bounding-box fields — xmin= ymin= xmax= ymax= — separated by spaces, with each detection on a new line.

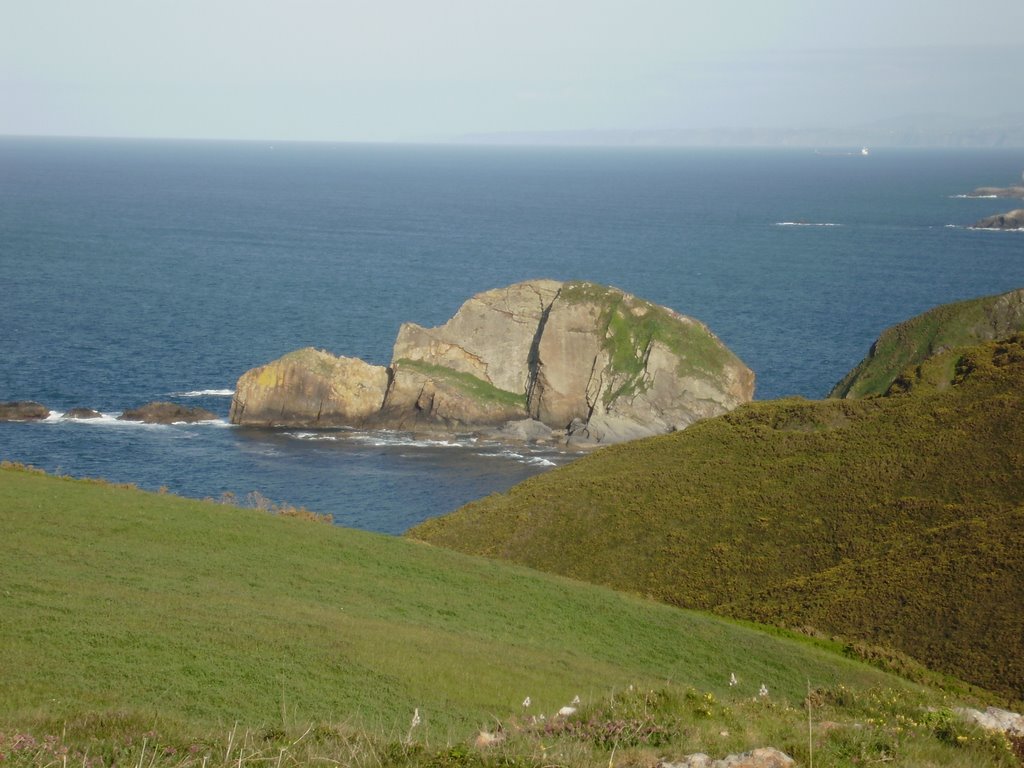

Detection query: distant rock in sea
xmin=118 ymin=402 xmax=218 ymax=424
xmin=0 ymin=401 xmax=50 ymax=421
xmin=971 ymin=209 xmax=1024 ymax=230
xmin=230 ymin=280 xmax=755 ymax=445
xmin=963 ymin=186 xmax=1024 ymax=199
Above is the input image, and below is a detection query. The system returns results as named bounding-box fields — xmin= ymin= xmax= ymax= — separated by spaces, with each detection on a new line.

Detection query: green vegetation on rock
xmin=394 ymin=358 xmax=527 ymax=409
xmin=830 ymin=288 xmax=1024 ymax=398
xmin=560 ymin=281 xmax=738 ymax=403
xmin=411 ymin=337 xmax=1024 ymax=701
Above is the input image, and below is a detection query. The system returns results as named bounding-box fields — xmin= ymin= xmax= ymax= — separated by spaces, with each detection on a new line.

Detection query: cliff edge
xmin=829 ymin=287 xmax=1024 ymax=398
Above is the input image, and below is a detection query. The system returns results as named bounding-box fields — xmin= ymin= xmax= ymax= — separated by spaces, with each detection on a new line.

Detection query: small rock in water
xmin=119 ymin=402 xmax=217 ymax=424
xmin=0 ymin=401 xmax=49 ymax=421
xmin=64 ymin=408 xmax=103 ymax=420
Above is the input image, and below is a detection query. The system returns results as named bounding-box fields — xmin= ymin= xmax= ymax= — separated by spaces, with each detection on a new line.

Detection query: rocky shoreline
xmin=0 ymin=400 xmax=218 ymax=425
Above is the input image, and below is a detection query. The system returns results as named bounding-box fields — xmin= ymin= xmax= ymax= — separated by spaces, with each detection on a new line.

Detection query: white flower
xmin=571 ymin=695 xmax=580 ymax=705
xmin=411 ymin=708 xmax=421 ymax=728
xmin=729 ymin=673 xmax=737 ymax=687
xmin=522 ymin=696 xmax=531 ymax=708
xmin=558 ymin=706 xmax=577 ymax=716
xmin=759 ymin=684 xmax=769 ymax=697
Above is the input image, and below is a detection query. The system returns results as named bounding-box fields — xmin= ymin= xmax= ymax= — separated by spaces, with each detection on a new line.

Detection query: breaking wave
xmin=773 ymin=221 xmax=841 ymax=227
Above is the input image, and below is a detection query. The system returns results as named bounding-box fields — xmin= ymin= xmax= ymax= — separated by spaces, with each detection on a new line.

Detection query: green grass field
xmin=3 ymin=464 xmax=1019 ymax=766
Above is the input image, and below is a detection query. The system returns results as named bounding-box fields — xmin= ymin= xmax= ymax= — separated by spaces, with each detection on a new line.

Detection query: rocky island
xmin=230 ymin=280 xmax=755 ymax=445
xmin=963 ymin=185 xmax=1024 ymax=199
xmin=970 ymin=208 xmax=1024 ymax=230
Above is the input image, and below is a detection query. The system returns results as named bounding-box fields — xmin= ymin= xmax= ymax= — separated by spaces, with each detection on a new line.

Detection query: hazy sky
xmin=2 ymin=0 xmax=1022 ymax=141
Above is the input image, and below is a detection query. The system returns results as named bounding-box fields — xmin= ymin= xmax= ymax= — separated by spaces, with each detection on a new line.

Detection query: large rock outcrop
xmin=230 ymin=348 xmax=389 ymax=427
xmin=230 ymin=280 xmax=755 ymax=444
xmin=830 ymin=287 xmax=1024 ymax=398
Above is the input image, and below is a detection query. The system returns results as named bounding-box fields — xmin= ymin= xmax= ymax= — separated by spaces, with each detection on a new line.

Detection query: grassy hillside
xmin=12 ymin=464 xmax=1016 ymax=767
xmin=411 ymin=337 xmax=1024 ymax=701
xmin=829 ymin=287 xmax=1024 ymax=398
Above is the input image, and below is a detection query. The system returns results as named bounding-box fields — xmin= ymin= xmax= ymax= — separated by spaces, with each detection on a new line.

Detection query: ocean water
xmin=2 ymin=138 xmax=1022 ymax=533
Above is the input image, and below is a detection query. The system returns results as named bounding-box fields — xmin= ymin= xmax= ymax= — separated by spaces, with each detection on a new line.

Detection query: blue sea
xmin=2 ymin=137 xmax=1022 ymax=533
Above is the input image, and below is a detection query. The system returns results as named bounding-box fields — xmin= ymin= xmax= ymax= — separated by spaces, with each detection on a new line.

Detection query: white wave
xmin=524 ymin=456 xmax=557 ymax=467
xmin=477 ymin=449 xmax=558 ymax=467
xmin=186 ymin=418 xmax=233 ymax=427
xmin=966 ymin=227 xmax=1024 ymax=233
xmin=949 ymin=194 xmax=998 ymax=199
xmin=349 ymin=431 xmax=471 ymax=449
xmin=173 ymin=389 xmax=235 ymax=397
xmin=44 ymin=411 xmax=131 ymax=426
xmin=286 ymin=431 xmax=340 ymax=441
xmin=773 ymin=221 xmax=841 ymax=227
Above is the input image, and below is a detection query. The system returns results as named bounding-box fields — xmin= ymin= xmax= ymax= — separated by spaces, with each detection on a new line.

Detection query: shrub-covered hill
xmin=829 ymin=287 xmax=1024 ymax=398
xmin=410 ymin=337 xmax=1024 ymax=701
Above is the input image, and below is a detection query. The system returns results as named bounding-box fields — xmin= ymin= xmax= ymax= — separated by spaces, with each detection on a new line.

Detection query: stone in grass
xmin=659 ymin=746 xmax=795 ymax=768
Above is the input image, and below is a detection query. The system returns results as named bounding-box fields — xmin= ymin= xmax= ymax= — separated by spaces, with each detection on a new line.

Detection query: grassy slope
xmin=830 ymin=288 xmax=1024 ymax=398
xmin=1 ymin=466 xmax=918 ymax=739
xmin=411 ymin=338 xmax=1024 ymax=701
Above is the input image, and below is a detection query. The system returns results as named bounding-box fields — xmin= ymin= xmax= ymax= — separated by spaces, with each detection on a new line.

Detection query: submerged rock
xmin=0 ymin=401 xmax=49 ymax=421
xmin=63 ymin=408 xmax=103 ymax=420
xmin=230 ymin=280 xmax=754 ymax=444
xmin=971 ymin=208 xmax=1024 ymax=230
xmin=119 ymin=402 xmax=218 ymax=424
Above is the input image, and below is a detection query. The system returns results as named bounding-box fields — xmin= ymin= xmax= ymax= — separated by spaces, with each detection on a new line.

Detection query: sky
xmin=2 ymin=0 xmax=1022 ymax=142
